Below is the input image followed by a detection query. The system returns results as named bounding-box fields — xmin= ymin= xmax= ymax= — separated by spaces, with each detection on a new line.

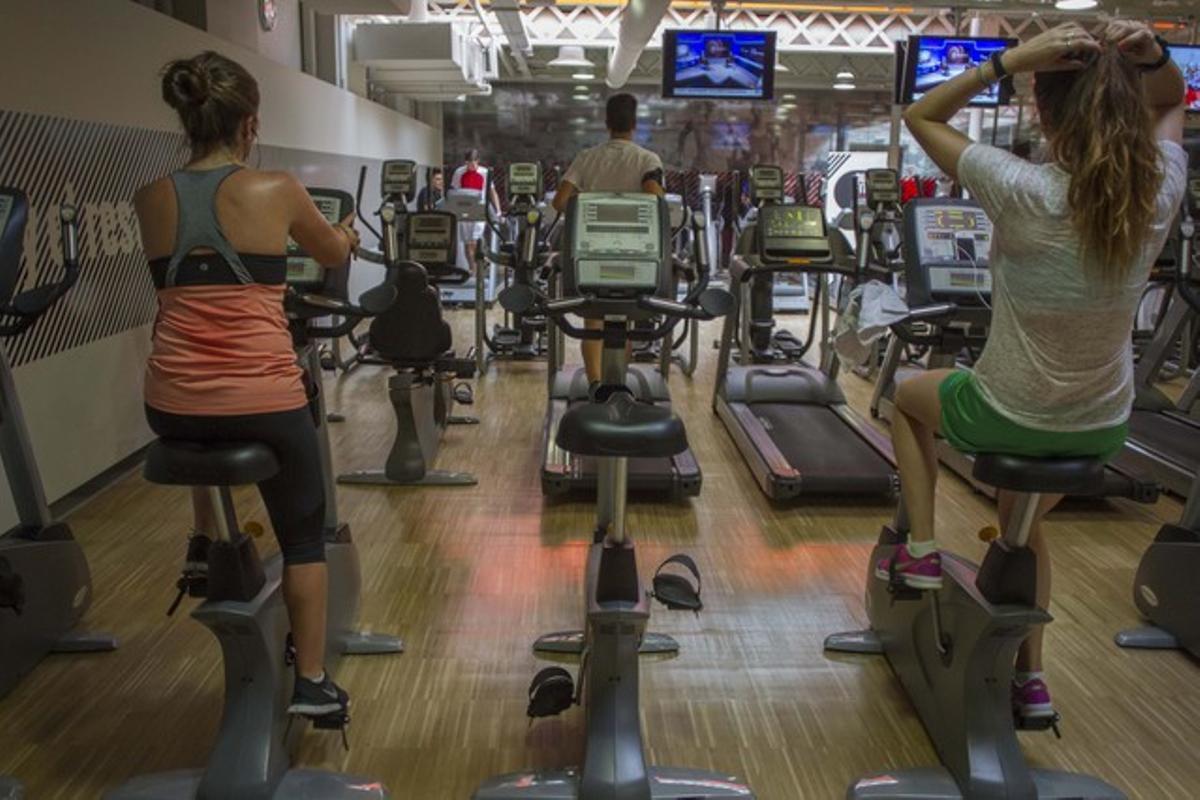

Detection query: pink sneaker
xmin=1012 ymin=675 xmax=1055 ymax=720
xmin=875 ymin=544 xmax=943 ymax=590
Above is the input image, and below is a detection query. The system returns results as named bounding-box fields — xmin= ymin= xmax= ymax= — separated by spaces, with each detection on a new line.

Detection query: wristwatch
xmin=1141 ymin=35 xmax=1171 ymax=72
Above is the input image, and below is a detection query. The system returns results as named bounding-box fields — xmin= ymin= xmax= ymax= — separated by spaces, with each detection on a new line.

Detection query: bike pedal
xmin=527 ymin=666 xmax=574 ymax=719
xmin=652 ymin=554 xmax=703 ymax=613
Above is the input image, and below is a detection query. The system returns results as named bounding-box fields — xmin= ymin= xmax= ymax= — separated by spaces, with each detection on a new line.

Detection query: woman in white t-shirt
xmin=874 ymin=20 xmax=1187 ymax=722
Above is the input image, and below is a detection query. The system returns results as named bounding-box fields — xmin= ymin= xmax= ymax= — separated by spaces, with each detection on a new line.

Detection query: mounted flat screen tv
xmin=662 ymin=29 xmax=776 ymax=101
xmin=902 ymin=35 xmax=1017 ymax=107
xmin=1173 ymin=44 xmax=1200 ymax=113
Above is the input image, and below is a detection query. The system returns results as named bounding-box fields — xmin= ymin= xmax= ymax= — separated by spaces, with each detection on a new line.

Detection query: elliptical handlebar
xmin=0 ymin=203 xmax=81 ymax=337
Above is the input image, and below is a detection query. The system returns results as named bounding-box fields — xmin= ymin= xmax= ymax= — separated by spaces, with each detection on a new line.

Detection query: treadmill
xmin=1119 ymin=174 xmax=1200 ymax=499
xmin=713 ymin=165 xmax=898 ymax=501
xmin=541 ymin=196 xmax=705 ymax=499
xmin=872 ymin=196 xmax=1161 ymax=503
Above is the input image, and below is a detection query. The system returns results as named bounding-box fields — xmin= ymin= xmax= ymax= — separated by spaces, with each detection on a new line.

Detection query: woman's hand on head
xmin=1104 ymin=20 xmax=1161 ymax=66
xmin=1004 ymin=23 xmax=1101 ymax=74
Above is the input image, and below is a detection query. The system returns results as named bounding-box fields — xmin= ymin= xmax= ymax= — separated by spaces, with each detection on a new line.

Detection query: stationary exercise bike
xmin=337 ymin=160 xmax=480 ymax=487
xmin=0 ymin=189 xmax=117 ymax=693
xmin=473 ymin=192 xmax=752 ymax=800
xmin=108 ymin=188 xmax=400 ymax=800
xmin=0 ymin=189 xmax=117 ymax=800
xmin=1116 ymin=185 xmax=1200 ymax=658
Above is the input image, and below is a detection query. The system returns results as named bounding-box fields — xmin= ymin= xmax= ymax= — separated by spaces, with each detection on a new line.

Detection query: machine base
xmin=846 ymin=767 xmax=1125 ymax=799
xmin=338 ymin=470 xmax=477 ymax=487
xmin=823 ymin=629 xmax=883 ymax=655
xmin=473 ymin=766 xmax=754 ymax=799
xmin=533 ymin=630 xmax=679 ymax=656
xmin=338 ymin=631 xmax=405 ymax=655
xmin=1114 ymin=625 xmax=1180 ymax=650
xmin=105 ymin=768 xmax=389 ymax=799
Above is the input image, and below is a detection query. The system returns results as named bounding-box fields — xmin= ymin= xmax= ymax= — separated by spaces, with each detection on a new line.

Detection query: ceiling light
xmin=572 ymin=72 xmax=596 ymax=81
xmin=836 ymin=70 xmax=855 ymax=81
xmin=1054 ymin=0 xmax=1097 ymax=8
xmin=782 ymin=93 xmax=796 ymax=101
xmin=833 ymin=80 xmax=856 ymax=91
xmin=549 ymin=45 xmax=594 ymax=69
xmin=575 ymin=84 xmax=588 ymax=92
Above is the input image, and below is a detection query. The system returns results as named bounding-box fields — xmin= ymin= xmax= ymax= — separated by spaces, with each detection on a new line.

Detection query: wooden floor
xmin=1 ymin=309 xmax=1197 ymax=799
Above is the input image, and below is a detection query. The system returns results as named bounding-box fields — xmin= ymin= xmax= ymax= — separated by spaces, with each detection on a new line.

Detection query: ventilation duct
xmin=491 ymin=0 xmax=532 ymax=56
xmin=606 ymin=0 xmax=672 ymax=89
xmin=355 ymin=21 xmax=494 ymax=101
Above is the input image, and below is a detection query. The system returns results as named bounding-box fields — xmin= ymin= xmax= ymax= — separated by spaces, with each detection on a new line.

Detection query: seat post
xmin=1003 ymin=491 xmax=1042 ymax=550
xmin=600 ymin=323 xmax=631 ymax=545
xmin=208 ymin=485 xmax=239 ymax=544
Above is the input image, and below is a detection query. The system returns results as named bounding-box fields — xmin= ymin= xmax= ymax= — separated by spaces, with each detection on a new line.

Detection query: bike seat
xmin=972 ymin=453 xmax=1106 ymax=495
xmin=144 ymin=440 xmax=280 ymax=487
xmin=556 ymin=392 xmax=688 ymax=458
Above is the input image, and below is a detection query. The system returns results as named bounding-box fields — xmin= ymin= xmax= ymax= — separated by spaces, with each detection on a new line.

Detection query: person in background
xmin=449 ymin=149 xmax=502 ymax=271
xmin=552 ymin=93 xmax=665 ymax=386
xmin=417 ymin=167 xmax=443 ymax=211
xmin=134 ymin=51 xmax=361 ymax=720
xmin=876 ymin=20 xmax=1186 ymax=724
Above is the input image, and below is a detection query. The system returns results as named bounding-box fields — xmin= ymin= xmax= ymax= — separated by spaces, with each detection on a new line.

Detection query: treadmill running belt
xmin=752 ymin=403 xmax=897 ymax=496
xmin=1129 ymin=411 xmax=1200 ymax=473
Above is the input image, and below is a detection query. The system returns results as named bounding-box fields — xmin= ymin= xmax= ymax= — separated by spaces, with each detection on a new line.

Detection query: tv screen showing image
xmin=1173 ymin=45 xmax=1200 ymax=113
xmin=903 ymin=35 xmax=1017 ymax=107
xmin=662 ymin=29 xmax=776 ymax=101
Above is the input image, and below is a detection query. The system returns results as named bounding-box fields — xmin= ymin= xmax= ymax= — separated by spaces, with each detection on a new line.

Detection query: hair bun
xmin=162 ymin=60 xmax=211 ymax=110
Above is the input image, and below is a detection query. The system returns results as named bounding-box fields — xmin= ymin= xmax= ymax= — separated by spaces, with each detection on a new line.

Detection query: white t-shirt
xmin=562 ymin=139 xmax=663 ymax=194
xmin=956 ymin=141 xmax=1188 ymax=431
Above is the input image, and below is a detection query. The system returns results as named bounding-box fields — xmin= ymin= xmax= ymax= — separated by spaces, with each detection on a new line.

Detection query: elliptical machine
xmin=475 ymin=162 xmax=551 ymax=373
xmin=337 ymin=160 xmax=479 ymax=487
xmin=1116 ymin=181 xmax=1200 ymax=657
xmin=0 ymin=188 xmax=117 ymax=700
xmin=108 ymin=188 xmax=400 ymax=800
xmin=473 ymin=192 xmax=752 ymax=800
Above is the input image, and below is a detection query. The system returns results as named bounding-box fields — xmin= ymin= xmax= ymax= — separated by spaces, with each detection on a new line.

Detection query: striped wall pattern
xmin=0 ymin=110 xmax=397 ymax=369
xmin=0 ymin=110 xmax=187 ymax=367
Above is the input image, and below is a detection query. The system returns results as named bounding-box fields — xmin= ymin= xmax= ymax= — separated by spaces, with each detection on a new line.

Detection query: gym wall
xmin=0 ymin=0 xmax=441 ymax=527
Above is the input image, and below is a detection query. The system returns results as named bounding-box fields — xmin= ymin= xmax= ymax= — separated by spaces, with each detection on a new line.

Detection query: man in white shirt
xmin=552 ymin=93 xmax=665 ymax=384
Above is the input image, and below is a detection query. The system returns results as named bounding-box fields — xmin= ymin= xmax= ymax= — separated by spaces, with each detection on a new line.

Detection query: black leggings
xmin=145 ymin=405 xmax=326 ymax=565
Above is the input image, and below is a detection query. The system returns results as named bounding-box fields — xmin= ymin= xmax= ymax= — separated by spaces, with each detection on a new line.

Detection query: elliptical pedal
xmin=652 ymin=554 xmax=703 ymax=612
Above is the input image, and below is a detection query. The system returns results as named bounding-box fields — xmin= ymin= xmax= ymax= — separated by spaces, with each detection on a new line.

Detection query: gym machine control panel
xmin=864 ymin=169 xmax=900 ymax=207
xmin=572 ymin=194 xmax=663 ymax=293
xmin=757 ymin=204 xmax=831 ymax=262
xmin=287 ymin=188 xmax=353 ymax=290
xmin=507 ymin=162 xmax=542 ymax=198
xmin=903 ymin=199 xmax=993 ymax=305
xmin=749 ymin=165 xmax=784 ymax=205
xmin=406 ymin=211 xmax=457 ymax=267
xmin=381 ymin=159 xmax=416 ymax=201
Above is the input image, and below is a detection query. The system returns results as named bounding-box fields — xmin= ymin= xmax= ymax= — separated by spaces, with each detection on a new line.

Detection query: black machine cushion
xmin=368 ymin=261 xmax=453 ymax=364
xmin=972 ymin=453 xmax=1106 ymax=495
xmin=556 ymin=392 xmax=688 ymax=458
xmin=144 ymin=440 xmax=280 ymax=487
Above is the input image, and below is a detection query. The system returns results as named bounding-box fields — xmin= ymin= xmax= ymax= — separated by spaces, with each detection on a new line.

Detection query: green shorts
xmin=938 ymin=371 xmax=1128 ymax=462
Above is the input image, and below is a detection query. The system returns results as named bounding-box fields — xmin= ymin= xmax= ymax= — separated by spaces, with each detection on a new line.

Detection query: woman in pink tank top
xmin=134 ymin=51 xmax=361 ymax=717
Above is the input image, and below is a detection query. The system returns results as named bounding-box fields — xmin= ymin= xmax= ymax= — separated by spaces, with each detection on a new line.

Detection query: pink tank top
xmin=143 ymin=166 xmax=305 ymax=417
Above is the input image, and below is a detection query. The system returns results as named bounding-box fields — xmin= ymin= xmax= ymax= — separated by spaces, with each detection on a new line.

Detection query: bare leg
xmin=584 ymin=318 xmax=603 ymax=384
xmin=998 ymin=490 xmax=1064 ymax=673
xmin=191 ymin=487 xmax=215 ymax=535
xmin=283 ymin=563 xmax=328 ymax=679
xmin=892 ymin=369 xmax=955 ymax=542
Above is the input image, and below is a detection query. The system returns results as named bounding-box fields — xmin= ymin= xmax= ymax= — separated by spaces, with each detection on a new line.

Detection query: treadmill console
xmin=565 ymin=193 xmax=670 ymax=299
xmin=507 ymin=162 xmax=541 ymax=199
xmin=757 ymin=204 xmax=831 ymax=262
xmin=903 ymin=199 xmax=993 ymax=305
xmin=749 ymin=165 xmax=784 ymax=206
xmin=405 ymin=211 xmax=457 ymax=267
xmin=288 ymin=188 xmax=354 ymax=292
xmin=381 ymin=159 xmax=416 ymax=202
